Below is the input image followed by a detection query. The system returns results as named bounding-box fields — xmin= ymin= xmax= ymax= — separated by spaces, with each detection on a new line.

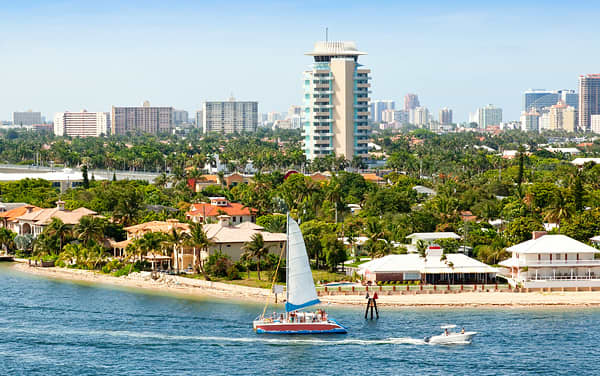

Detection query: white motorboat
xmin=424 ymin=325 xmax=477 ymax=344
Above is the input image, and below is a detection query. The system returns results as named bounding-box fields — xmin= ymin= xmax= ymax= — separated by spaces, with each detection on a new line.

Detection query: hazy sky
xmin=2 ymin=0 xmax=599 ymax=122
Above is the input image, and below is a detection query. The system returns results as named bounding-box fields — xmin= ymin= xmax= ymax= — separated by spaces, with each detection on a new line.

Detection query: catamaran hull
xmin=253 ymin=320 xmax=347 ymax=334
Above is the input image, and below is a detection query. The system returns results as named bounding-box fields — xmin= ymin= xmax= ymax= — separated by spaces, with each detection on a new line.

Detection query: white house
xmin=499 ymin=233 xmax=600 ymax=288
xmin=359 ymin=248 xmax=497 ymax=284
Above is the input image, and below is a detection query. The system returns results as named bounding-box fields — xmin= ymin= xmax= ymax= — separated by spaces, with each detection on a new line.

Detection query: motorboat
xmin=424 ymin=325 xmax=477 ymax=344
xmin=253 ymin=215 xmax=347 ymax=334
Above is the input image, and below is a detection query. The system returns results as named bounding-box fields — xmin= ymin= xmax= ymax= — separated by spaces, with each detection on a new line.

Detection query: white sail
xmin=285 ymin=217 xmax=320 ymax=312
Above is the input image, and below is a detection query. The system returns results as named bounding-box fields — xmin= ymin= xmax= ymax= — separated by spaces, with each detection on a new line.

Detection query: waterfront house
xmin=113 ymin=217 xmax=285 ymax=271
xmin=0 ymin=204 xmax=41 ymax=233
xmin=186 ymin=197 xmax=256 ymax=225
xmin=359 ymin=248 xmax=497 ymax=284
xmin=499 ymin=232 xmax=600 ymax=288
xmin=14 ymin=201 xmax=97 ymax=236
xmin=405 ymin=232 xmax=460 ymax=253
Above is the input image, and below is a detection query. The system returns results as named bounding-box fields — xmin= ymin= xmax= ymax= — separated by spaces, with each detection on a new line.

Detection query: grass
xmin=180 ymin=269 xmax=348 ymax=289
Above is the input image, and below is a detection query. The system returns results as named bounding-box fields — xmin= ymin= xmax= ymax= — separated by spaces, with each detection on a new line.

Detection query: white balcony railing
xmin=525 ymin=260 xmax=600 ymax=267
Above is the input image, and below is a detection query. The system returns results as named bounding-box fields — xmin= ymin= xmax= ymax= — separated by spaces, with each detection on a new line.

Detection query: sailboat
xmin=252 ymin=215 xmax=347 ymax=334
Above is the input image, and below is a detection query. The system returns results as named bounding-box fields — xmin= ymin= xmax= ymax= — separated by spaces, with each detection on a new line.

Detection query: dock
xmin=0 ymin=255 xmax=14 ymax=262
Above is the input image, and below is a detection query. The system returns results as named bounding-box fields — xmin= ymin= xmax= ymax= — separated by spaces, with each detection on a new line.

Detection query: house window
xmin=232 ymin=216 xmax=237 ymax=223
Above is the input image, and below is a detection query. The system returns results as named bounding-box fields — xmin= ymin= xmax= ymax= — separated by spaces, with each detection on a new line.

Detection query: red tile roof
xmin=187 ymin=202 xmax=255 ymax=218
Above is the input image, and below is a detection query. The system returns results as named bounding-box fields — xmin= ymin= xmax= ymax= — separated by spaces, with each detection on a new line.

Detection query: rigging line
xmin=261 ymin=241 xmax=286 ymax=319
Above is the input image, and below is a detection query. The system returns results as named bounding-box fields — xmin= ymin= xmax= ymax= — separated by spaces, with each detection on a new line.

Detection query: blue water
xmin=1 ymin=264 xmax=599 ymax=375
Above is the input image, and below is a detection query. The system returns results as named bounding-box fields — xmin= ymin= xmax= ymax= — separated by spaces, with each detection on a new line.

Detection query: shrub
xmin=205 ymin=251 xmax=233 ymax=278
xmin=226 ymin=265 xmax=241 ymax=280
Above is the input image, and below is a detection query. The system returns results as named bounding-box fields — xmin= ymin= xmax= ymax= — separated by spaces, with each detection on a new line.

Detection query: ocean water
xmin=1 ymin=264 xmax=599 ymax=376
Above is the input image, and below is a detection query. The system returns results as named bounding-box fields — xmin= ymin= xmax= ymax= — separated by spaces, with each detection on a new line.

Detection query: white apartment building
xmin=410 ymin=106 xmax=430 ymax=127
xmin=203 ymin=100 xmax=258 ymax=134
xmin=303 ymin=40 xmax=370 ymax=160
xmin=54 ymin=111 xmax=109 ymax=137
xmin=591 ymin=114 xmax=600 ymax=134
xmin=172 ymin=110 xmax=189 ymax=125
xmin=13 ymin=111 xmax=42 ymax=126
xmin=370 ymin=100 xmax=395 ymax=123
xmin=520 ymin=109 xmax=540 ymax=132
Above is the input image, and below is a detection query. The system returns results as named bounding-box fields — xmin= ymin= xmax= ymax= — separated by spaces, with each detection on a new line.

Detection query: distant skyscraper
xmin=370 ymin=100 xmax=395 ymax=123
xmin=404 ymin=94 xmax=420 ymax=111
xmin=13 ymin=110 xmax=42 ymax=126
xmin=111 ymin=102 xmax=173 ymax=135
xmin=172 ymin=110 xmax=189 ymax=125
xmin=476 ymin=104 xmax=502 ymax=128
xmin=548 ymin=100 xmax=576 ymax=132
xmin=303 ymin=41 xmax=370 ymax=160
xmin=520 ymin=109 xmax=540 ymax=132
xmin=54 ymin=111 xmax=109 ymax=137
xmin=578 ymin=74 xmax=600 ymax=131
xmin=203 ymin=100 xmax=258 ymax=134
xmin=195 ymin=110 xmax=203 ymax=129
xmin=439 ymin=107 xmax=453 ymax=125
xmin=411 ymin=107 xmax=429 ymax=127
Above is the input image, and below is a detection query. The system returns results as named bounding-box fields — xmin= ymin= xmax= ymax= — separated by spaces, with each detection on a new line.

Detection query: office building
xmin=381 ymin=109 xmax=408 ymax=124
xmin=523 ymin=89 xmax=578 ymax=112
xmin=520 ymin=109 xmax=540 ymax=132
xmin=203 ymin=100 xmax=258 ymax=134
xmin=111 ymin=101 xmax=173 ymax=135
xmin=578 ymin=74 xmax=600 ymax=131
xmin=475 ymin=104 xmax=502 ymax=128
xmin=13 ymin=111 xmax=42 ymax=126
xmin=303 ymin=40 xmax=370 ymax=160
xmin=54 ymin=111 xmax=109 ymax=137
xmin=439 ymin=107 xmax=453 ymax=125
xmin=404 ymin=94 xmax=420 ymax=111
xmin=548 ymin=101 xmax=576 ymax=132
xmin=173 ymin=110 xmax=189 ymax=125
xmin=370 ymin=100 xmax=395 ymax=123
xmin=195 ymin=110 xmax=203 ymax=129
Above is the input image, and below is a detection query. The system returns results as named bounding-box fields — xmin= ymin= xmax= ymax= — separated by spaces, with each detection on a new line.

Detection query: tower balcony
xmin=315 ymin=83 xmax=330 ymax=89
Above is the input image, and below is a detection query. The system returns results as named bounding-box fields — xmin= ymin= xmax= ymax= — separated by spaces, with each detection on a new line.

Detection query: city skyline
xmin=2 ymin=1 xmax=600 ymax=122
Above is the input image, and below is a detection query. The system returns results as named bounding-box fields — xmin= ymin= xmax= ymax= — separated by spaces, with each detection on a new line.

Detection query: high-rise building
xmin=539 ymin=111 xmax=551 ymax=131
xmin=381 ymin=109 xmax=408 ymax=124
xmin=302 ymin=41 xmax=370 ymax=160
xmin=520 ymin=109 xmax=540 ymax=132
xmin=111 ymin=102 xmax=173 ymax=135
xmin=476 ymin=104 xmax=502 ymax=128
xmin=578 ymin=74 xmax=600 ymax=131
xmin=548 ymin=100 xmax=576 ymax=132
xmin=172 ymin=110 xmax=189 ymax=125
xmin=370 ymin=100 xmax=395 ymax=123
xmin=439 ymin=107 xmax=453 ymax=125
xmin=203 ymin=100 xmax=258 ymax=134
xmin=195 ymin=110 xmax=203 ymax=129
xmin=54 ymin=111 xmax=109 ymax=137
xmin=404 ymin=94 xmax=420 ymax=111
xmin=411 ymin=107 xmax=429 ymax=127
xmin=13 ymin=110 xmax=42 ymax=126
xmin=523 ymin=89 xmax=578 ymax=112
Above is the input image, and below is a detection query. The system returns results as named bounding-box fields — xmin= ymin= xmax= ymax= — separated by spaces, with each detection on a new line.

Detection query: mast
xmin=286 ymin=212 xmax=290 ymax=305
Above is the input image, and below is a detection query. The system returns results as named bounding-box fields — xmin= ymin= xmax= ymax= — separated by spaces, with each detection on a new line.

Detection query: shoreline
xmin=9 ymin=262 xmax=600 ymax=308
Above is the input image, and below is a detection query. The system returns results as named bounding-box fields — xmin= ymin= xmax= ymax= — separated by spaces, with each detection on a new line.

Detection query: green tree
xmin=185 ymin=222 xmax=212 ymax=280
xmin=75 ymin=216 xmax=106 ymax=246
xmin=241 ymin=233 xmax=272 ymax=280
xmin=321 ymin=233 xmax=347 ymax=272
xmin=505 ymin=217 xmax=543 ymax=245
xmin=81 ymin=165 xmax=89 ymax=189
xmin=45 ymin=217 xmax=72 ymax=254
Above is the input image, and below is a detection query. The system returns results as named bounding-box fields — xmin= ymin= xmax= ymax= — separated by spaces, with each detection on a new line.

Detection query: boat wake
xmin=1 ymin=327 xmax=427 ymax=346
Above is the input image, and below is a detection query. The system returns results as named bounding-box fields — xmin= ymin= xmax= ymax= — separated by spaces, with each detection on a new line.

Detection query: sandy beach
xmin=10 ymin=262 xmax=600 ymax=308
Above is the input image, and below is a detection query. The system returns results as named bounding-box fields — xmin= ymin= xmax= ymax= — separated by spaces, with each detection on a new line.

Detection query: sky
xmin=1 ymin=0 xmax=600 ymax=122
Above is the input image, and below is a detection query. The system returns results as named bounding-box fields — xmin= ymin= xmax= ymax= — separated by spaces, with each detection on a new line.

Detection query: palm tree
xmin=75 ymin=216 xmax=105 ymax=247
xmin=46 ymin=218 xmax=72 ymax=254
xmin=164 ymin=227 xmax=190 ymax=273
xmin=416 ymin=239 xmax=428 ymax=259
xmin=185 ymin=222 xmax=212 ymax=280
xmin=241 ymin=233 xmax=272 ymax=280
xmin=240 ymin=250 xmax=253 ymax=279
xmin=543 ymin=190 xmax=574 ymax=226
